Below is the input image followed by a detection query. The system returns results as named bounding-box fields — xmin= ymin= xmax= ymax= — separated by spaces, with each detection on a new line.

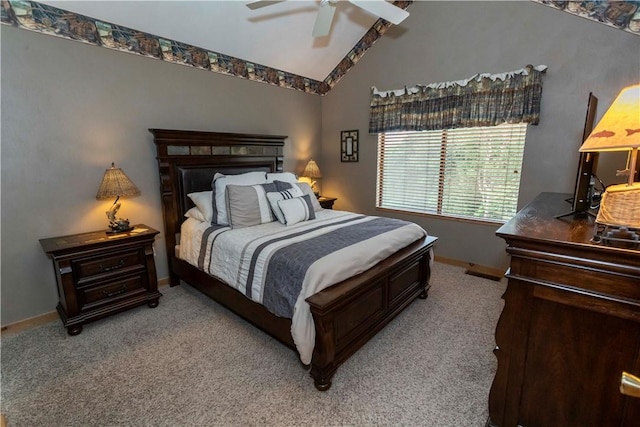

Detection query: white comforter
xmin=179 ymin=210 xmax=427 ymax=364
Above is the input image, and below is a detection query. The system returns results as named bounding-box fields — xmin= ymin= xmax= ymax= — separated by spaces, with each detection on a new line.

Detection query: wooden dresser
xmin=489 ymin=192 xmax=640 ymax=427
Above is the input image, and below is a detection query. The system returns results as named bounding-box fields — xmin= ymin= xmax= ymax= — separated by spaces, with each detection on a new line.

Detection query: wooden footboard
xmin=307 ymin=235 xmax=436 ymax=390
xmin=173 ymin=235 xmax=436 ymax=391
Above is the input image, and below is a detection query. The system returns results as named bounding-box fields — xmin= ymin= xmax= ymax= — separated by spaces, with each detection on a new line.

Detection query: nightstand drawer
xmin=79 ymin=274 xmax=147 ymax=310
xmin=74 ymin=249 xmax=144 ymax=282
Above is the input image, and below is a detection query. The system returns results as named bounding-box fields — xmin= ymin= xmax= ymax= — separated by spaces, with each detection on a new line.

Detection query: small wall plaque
xmin=341 ymin=130 xmax=359 ymax=162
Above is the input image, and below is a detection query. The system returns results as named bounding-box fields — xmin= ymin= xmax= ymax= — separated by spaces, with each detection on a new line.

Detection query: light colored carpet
xmin=1 ymin=262 xmax=506 ymax=426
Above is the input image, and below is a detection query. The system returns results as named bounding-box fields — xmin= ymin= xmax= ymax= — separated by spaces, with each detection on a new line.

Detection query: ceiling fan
xmin=246 ymin=0 xmax=410 ymax=37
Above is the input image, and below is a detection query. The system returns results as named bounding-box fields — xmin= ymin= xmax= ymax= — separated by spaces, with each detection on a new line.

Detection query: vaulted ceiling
xmin=37 ymin=0 xmax=384 ymax=82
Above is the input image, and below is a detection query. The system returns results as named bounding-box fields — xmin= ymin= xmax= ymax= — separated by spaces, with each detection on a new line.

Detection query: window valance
xmin=369 ymin=65 xmax=547 ymax=133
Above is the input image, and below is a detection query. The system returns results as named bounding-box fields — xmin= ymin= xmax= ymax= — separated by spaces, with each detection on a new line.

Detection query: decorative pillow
xmin=211 ymin=171 xmax=267 ymax=225
xmin=225 ymin=183 xmax=278 ymax=228
xmin=266 ymin=187 xmax=304 ymax=224
xmin=266 ymin=172 xmax=298 ymax=184
xmin=184 ymin=206 xmax=207 ymax=222
xmin=277 ymin=195 xmax=317 ymax=226
xmin=273 ymin=181 xmax=323 ymax=212
xmin=187 ymin=191 xmax=214 ymax=223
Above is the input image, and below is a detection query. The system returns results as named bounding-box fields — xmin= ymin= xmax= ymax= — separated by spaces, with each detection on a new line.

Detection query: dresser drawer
xmin=73 ymin=249 xmax=144 ymax=283
xmin=79 ymin=273 xmax=147 ymax=311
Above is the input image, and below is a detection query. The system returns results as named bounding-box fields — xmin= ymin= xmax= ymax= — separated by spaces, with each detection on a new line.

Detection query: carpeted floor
xmin=1 ymin=262 xmax=506 ymax=427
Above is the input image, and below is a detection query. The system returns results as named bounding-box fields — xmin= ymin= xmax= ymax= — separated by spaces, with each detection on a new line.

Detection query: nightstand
xmin=317 ymin=196 xmax=337 ymax=209
xmin=39 ymin=224 xmax=162 ymax=335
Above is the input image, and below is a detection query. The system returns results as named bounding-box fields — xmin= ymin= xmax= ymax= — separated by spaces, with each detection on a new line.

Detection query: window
xmin=376 ymin=123 xmax=527 ymax=223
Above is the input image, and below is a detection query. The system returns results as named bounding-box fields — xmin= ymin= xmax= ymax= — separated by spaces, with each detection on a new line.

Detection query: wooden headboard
xmin=149 ymin=129 xmax=287 ymax=274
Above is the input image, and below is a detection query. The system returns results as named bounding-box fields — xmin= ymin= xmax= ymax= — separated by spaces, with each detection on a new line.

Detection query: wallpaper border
xmin=532 ymin=0 xmax=640 ymax=35
xmin=0 ymin=0 xmax=411 ymax=96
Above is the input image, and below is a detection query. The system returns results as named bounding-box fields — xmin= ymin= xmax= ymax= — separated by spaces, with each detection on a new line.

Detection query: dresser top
xmin=496 ymin=192 xmax=639 ymax=257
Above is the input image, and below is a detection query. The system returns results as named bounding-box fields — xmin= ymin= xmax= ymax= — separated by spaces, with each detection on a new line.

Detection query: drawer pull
xmin=103 ymin=285 xmax=127 ymax=297
xmin=100 ymin=259 xmax=125 ymax=272
xmin=621 ymin=372 xmax=640 ymax=398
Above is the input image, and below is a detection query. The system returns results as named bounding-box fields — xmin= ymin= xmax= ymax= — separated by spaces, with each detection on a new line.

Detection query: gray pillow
xmin=211 ymin=171 xmax=268 ymax=225
xmin=225 ymin=183 xmax=278 ymax=228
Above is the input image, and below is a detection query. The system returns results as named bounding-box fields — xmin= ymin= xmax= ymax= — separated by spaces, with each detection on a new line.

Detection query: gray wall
xmin=321 ymin=1 xmax=639 ymax=269
xmin=1 ymin=27 xmax=322 ymax=325
xmin=2 ymin=1 xmax=639 ymax=325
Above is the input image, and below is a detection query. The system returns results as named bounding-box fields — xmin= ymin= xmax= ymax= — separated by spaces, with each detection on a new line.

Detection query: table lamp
xmin=303 ymin=159 xmax=322 ymax=196
xmin=96 ymin=162 xmax=141 ymax=233
xmin=579 ymin=83 xmax=640 ymax=229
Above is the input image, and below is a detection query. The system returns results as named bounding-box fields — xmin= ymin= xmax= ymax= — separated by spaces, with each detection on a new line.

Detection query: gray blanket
xmin=256 ymin=216 xmax=411 ymax=318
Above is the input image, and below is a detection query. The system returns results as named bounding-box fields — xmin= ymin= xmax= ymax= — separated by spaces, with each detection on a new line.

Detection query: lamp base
xmin=106 ymin=226 xmax=133 ymax=234
xmin=591 ymin=224 xmax=640 ymax=250
xmin=106 ymin=219 xmax=133 ymax=234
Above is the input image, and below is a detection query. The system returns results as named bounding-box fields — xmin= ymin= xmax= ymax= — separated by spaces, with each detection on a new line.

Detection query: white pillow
xmin=277 ymin=194 xmax=316 ymax=226
xmin=212 ymin=171 xmax=267 ymax=225
xmin=266 ymin=172 xmax=298 ymax=184
xmin=184 ymin=206 xmax=207 ymax=223
xmin=273 ymin=180 xmax=323 ymax=212
xmin=266 ymin=187 xmax=304 ymax=224
xmin=187 ymin=191 xmax=213 ymax=223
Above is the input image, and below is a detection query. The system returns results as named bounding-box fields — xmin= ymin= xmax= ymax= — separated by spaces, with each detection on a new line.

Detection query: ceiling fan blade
xmin=349 ymin=0 xmax=409 ymax=25
xmin=312 ymin=1 xmax=337 ymax=37
xmin=246 ymin=0 xmax=286 ymax=10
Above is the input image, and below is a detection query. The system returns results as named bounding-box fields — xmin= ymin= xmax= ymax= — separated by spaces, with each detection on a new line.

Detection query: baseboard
xmin=434 ymin=256 xmax=506 ymax=281
xmin=1 ymin=277 xmax=171 ymax=336
xmin=0 ymin=311 xmax=59 ymax=337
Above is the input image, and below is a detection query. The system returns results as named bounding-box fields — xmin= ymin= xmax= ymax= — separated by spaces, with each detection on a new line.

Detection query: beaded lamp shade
xmin=303 ymin=159 xmax=322 ymax=179
xmin=303 ymin=159 xmax=322 ymax=195
xmin=96 ymin=163 xmax=141 ymax=199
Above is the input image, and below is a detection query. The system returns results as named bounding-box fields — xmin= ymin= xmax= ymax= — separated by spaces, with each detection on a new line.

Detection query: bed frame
xmin=150 ymin=128 xmax=438 ymax=390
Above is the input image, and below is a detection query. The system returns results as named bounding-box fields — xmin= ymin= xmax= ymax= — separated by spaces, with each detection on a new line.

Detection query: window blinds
xmin=377 ymin=123 xmax=527 ymax=223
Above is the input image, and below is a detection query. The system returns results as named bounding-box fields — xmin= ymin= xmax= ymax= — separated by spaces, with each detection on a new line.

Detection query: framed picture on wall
xmin=341 ymin=130 xmax=359 ymax=162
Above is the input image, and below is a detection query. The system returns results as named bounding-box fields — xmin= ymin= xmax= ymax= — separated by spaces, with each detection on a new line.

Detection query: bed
xmin=150 ymin=129 xmax=438 ymax=390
